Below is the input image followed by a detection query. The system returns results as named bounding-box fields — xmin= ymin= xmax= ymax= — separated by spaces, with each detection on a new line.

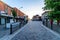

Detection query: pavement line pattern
xmin=0 ymin=24 xmax=28 ymax=40
xmin=11 ymin=21 xmax=60 ymax=40
xmin=41 ymin=22 xmax=60 ymax=37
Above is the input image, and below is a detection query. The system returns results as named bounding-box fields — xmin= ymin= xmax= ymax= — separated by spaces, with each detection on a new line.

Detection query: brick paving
xmin=11 ymin=21 xmax=60 ymax=40
xmin=44 ymin=21 xmax=60 ymax=34
xmin=0 ymin=25 xmax=10 ymax=38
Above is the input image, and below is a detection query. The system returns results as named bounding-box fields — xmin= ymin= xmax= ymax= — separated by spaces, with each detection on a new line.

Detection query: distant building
xmin=42 ymin=11 xmax=48 ymax=20
xmin=41 ymin=10 xmax=51 ymax=20
xmin=32 ymin=15 xmax=41 ymax=21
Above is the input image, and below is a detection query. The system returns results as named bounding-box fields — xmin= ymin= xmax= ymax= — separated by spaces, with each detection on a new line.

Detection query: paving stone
xmin=11 ymin=21 xmax=60 ymax=40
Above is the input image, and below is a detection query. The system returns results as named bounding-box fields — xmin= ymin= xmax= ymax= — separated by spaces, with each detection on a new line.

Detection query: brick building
xmin=14 ymin=7 xmax=25 ymax=17
xmin=0 ymin=1 xmax=13 ymax=15
xmin=0 ymin=1 xmax=25 ymax=17
xmin=0 ymin=1 xmax=25 ymax=25
xmin=0 ymin=1 xmax=13 ymax=25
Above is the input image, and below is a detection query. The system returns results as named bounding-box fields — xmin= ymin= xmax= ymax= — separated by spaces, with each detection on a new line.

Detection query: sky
xmin=2 ymin=0 xmax=45 ymax=19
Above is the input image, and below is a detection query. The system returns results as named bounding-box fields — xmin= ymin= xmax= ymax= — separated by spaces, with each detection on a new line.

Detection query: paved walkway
xmin=0 ymin=25 xmax=10 ymax=38
xmin=44 ymin=21 xmax=60 ymax=33
xmin=11 ymin=21 xmax=60 ymax=40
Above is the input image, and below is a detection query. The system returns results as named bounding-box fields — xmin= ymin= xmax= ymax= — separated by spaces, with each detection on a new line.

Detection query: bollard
xmin=51 ymin=22 xmax=53 ymax=30
xmin=46 ymin=19 xmax=48 ymax=27
xmin=50 ymin=19 xmax=53 ymax=30
xmin=42 ymin=21 xmax=44 ymax=25
xmin=10 ymin=24 xmax=12 ymax=34
xmin=19 ymin=22 xmax=21 ymax=28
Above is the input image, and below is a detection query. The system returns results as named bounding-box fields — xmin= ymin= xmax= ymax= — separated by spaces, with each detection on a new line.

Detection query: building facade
xmin=0 ymin=1 xmax=13 ymax=25
xmin=32 ymin=15 xmax=41 ymax=21
xmin=0 ymin=1 xmax=13 ymax=15
xmin=0 ymin=1 xmax=25 ymax=25
xmin=14 ymin=7 xmax=25 ymax=17
xmin=42 ymin=11 xmax=48 ymax=21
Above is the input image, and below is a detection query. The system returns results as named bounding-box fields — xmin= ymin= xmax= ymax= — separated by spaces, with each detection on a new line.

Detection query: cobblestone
xmin=11 ymin=21 xmax=60 ymax=40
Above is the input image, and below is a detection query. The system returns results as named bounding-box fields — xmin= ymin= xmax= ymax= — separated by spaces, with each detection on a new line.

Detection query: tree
xmin=44 ymin=0 xmax=60 ymax=29
xmin=44 ymin=0 xmax=60 ymax=25
xmin=12 ymin=9 xmax=17 ymax=22
xmin=12 ymin=9 xmax=17 ymax=17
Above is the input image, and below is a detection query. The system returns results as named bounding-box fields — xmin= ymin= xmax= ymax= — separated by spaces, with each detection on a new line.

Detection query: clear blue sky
xmin=2 ymin=0 xmax=45 ymax=19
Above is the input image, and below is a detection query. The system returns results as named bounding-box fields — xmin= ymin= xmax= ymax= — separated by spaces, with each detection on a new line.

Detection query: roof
xmin=14 ymin=7 xmax=25 ymax=16
xmin=42 ymin=10 xmax=52 ymax=15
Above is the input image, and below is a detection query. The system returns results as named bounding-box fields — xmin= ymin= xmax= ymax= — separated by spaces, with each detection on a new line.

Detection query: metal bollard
xmin=46 ymin=19 xmax=48 ymax=27
xmin=19 ymin=22 xmax=21 ymax=28
xmin=10 ymin=24 xmax=12 ymax=34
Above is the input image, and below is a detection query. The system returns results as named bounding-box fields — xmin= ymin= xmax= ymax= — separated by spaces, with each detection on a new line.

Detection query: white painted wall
xmin=42 ymin=13 xmax=48 ymax=20
xmin=10 ymin=19 xmax=14 ymax=23
xmin=6 ymin=23 xmax=10 ymax=28
xmin=6 ymin=19 xmax=14 ymax=28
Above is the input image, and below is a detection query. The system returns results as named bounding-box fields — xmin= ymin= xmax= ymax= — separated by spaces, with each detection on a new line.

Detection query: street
xmin=11 ymin=21 xmax=60 ymax=40
xmin=0 ymin=0 xmax=60 ymax=40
